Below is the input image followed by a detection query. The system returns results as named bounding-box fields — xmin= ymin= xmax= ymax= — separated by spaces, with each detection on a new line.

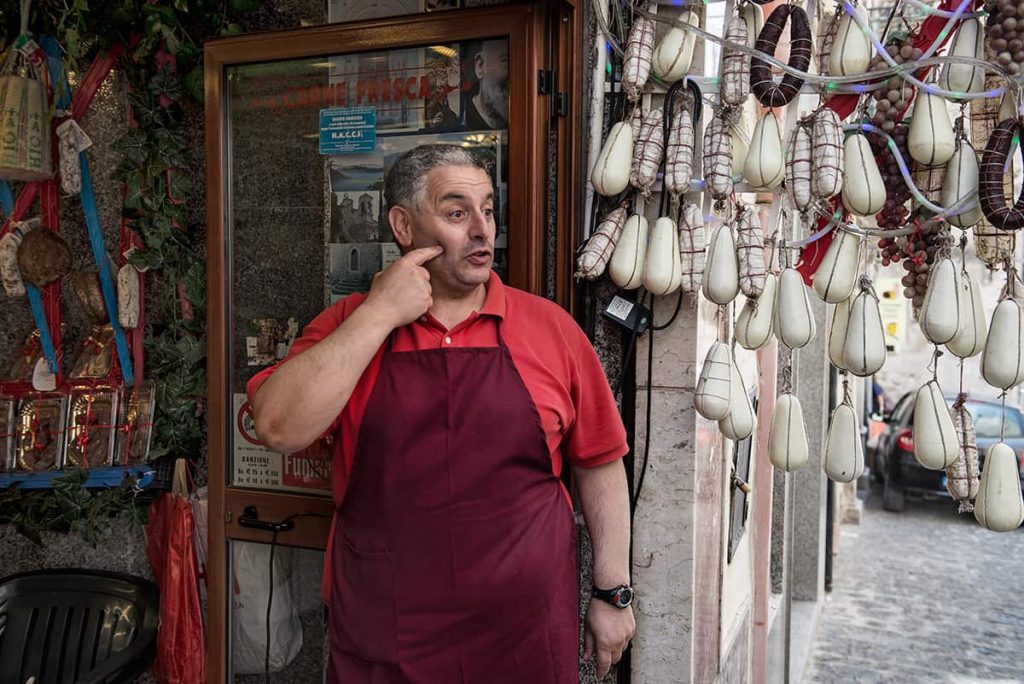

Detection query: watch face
xmin=615 ymin=587 xmax=633 ymax=607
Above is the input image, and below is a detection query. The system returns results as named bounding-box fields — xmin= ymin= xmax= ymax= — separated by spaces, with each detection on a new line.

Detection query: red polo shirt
xmin=246 ymin=272 xmax=628 ymax=507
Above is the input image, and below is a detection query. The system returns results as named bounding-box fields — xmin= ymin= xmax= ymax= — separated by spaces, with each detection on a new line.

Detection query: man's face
xmin=397 ymin=165 xmax=496 ymax=294
xmin=475 ymin=40 xmax=509 ymax=124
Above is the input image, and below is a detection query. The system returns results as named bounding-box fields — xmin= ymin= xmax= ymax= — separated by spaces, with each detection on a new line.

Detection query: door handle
xmin=236 ymin=505 xmax=295 ymax=533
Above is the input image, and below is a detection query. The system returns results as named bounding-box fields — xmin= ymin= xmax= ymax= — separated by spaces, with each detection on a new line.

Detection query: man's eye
xmin=483 ymin=208 xmax=495 ymax=218
xmin=449 ymin=210 xmax=466 ymax=220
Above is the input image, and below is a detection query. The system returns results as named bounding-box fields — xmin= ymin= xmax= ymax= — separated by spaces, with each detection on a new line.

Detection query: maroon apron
xmin=327 ymin=323 xmax=579 ymax=684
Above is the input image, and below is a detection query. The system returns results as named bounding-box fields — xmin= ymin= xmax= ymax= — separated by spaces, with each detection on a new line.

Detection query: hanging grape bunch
xmin=897 ymin=217 xmax=946 ymax=309
xmin=986 ymin=0 xmax=1024 ymax=75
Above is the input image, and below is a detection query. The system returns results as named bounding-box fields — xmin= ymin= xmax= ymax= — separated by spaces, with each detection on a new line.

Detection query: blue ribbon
xmin=0 ymin=180 xmax=12 ymax=215
xmin=79 ymin=154 xmax=135 ymax=386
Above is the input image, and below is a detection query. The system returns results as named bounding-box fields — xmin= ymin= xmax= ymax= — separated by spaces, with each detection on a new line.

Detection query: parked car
xmin=869 ymin=393 xmax=1024 ymax=511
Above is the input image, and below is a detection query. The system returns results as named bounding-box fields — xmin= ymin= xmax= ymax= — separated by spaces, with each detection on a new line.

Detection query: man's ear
xmin=474 ymin=52 xmax=485 ymax=80
xmin=389 ymin=205 xmax=414 ymax=249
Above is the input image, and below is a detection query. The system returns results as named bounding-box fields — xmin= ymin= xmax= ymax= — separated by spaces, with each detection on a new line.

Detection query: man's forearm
xmin=253 ymin=304 xmax=392 ymax=453
xmin=574 ymin=459 xmax=631 ymax=586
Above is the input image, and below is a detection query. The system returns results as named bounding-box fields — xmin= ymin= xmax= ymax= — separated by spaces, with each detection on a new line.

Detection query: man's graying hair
xmin=384 ymin=144 xmax=491 ymax=213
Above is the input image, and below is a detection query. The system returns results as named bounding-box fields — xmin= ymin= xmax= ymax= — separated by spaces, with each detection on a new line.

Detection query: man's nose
xmin=468 ymin=209 xmax=491 ymax=238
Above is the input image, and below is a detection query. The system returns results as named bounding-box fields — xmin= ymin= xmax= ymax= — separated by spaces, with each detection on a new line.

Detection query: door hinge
xmin=553 ymin=92 xmax=569 ymax=118
xmin=538 ymin=69 xmax=554 ymax=95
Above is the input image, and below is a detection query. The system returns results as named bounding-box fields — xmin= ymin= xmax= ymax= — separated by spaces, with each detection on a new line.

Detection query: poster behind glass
xmin=325 ymin=38 xmax=510 ymax=303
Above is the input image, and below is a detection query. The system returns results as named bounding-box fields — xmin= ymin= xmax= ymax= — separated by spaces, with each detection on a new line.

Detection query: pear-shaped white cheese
xmin=702 ymin=224 xmax=740 ymax=305
xmin=829 ymin=297 xmax=852 ymax=370
xmin=920 ymin=258 xmax=960 ymax=345
xmin=609 ymin=213 xmax=648 ymax=290
xmin=731 ymin=122 xmax=749 ymax=181
xmin=743 ymin=112 xmax=785 ymax=189
xmin=775 ymin=267 xmax=816 ymax=349
xmin=652 ymin=11 xmax=699 ymax=82
xmin=938 ymin=18 xmax=986 ymax=97
xmin=769 ymin=393 xmax=809 ymax=471
xmin=719 ymin=358 xmax=756 ymax=441
xmin=974 ymin=442 xmax=1024 ymax=532
xmin=736 ymin=272 xmax=777 ymax=350
xmin=591 ymin=122 xmax=633 ymax=196
xmin=908 ymin=92 xmax=956 ymax=166
xmin=812 ymin=228 xmax=861 ymax=303
xmin=828 ymin=5 xmax=874 ymax=76
xmin=695 ymin=342 xmax=733 ymax=421
xmin=823 ymin=402 xmax=865 ymax=483
xmin=740 ymin=3 xmax=763 ymax=49
xmin=643 ymin=217 xmax=683 ymax=296
xmin=843 ymin=288 xmax=886 ymax=377
xmin=912 ymin=380 xmax=958 ymax=470
xmin=982 ymin=297 xmax=1024 ymax=390
xmin=941 ymin=139 xmax=983 ymax=228
xmin=842 ymin=133 xmax=886 ymax=216
xmin=946 ymin=269 xmax=987 ymax=358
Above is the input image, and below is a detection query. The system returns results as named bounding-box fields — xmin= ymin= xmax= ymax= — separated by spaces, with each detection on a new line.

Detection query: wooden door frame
xmin=204 ymin=3 xmax=580 ymax=680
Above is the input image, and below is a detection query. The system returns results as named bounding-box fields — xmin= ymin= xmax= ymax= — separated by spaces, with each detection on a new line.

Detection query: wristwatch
xmin=591 ymin=584 xmax=634 ymax=609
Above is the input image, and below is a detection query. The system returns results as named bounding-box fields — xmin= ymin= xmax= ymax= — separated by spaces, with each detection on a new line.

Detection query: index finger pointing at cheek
xmin=406 ymin=245 xmax=445 ymax=266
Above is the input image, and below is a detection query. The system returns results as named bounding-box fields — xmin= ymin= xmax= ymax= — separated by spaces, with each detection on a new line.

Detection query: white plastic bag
xmin=232 ymin=540 xmax=304 ymax=674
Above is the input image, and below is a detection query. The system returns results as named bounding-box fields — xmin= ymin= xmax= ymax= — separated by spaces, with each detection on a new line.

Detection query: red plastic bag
xmin=146 ymin=460 xmax=206 ymax=683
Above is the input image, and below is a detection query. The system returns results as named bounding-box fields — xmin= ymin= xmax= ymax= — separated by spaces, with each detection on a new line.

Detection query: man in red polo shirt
xmin=248 ymin=144 xmax=633 ymax=683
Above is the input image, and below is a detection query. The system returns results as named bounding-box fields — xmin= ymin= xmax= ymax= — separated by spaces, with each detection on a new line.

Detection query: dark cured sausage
xmin=979 ymin=117 xmax=1024 ymax=231
xmin=750 ymin=4 xmax=812 ymax=108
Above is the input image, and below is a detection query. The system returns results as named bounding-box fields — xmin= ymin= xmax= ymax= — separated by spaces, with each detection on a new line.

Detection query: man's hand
xmin=583 ymin=599 xmax=636 ymax=679
xmin=364 ymin=246 xmax=443 ymax=330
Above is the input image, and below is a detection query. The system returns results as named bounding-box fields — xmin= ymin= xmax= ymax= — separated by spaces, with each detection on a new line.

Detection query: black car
xmin=869 ymin=393 xmax=1024 ymax=511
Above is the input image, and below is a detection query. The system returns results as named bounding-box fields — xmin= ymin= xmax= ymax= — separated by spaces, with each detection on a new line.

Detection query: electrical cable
xmin=631 ymin=297 xmax=656 ymax=517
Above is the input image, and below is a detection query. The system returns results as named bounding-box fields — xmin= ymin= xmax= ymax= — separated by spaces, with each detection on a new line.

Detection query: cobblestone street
xmin=805 ymin=491 xmax=1024 ymax=683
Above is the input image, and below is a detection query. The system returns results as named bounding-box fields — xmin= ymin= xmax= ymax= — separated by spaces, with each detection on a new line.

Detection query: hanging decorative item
xmin=736 ymin=271 xmax=776 ymax=351
xmin=908 ymin=89 xmax=956 ymax=167
xmin=828 ymin=296 xmax=852 ymax=371
xmin=695 ymin=341 xmax=732 ymax=421
xmin=827 ymin=3 xmax=873 ymax=77
xmin=947 ymin=394 xmax=980 ymax=513
xmin=643 ymin=216 xmax=682 ymax=296
xmin=912 ymin=379 xmax=958 ymax=470
xmin=736 ymin=204 xmax=766 ymax=298
xmin=749 ymin=3 xmax=812 ymax=108
xmin=942 ymin=134 xmax=983 ymax=229
xmin=974 ymin=442 xmax=1024 ymax=532
xmin=652 ymin=10 xmax=699 ymax=82
xmin=946 ymin=261 xmax=987 ymax=359
xmin=981 ymin=288 xmax=1024 ymax=391
xmin=679 ymin=202 xmax=705 ymax=294
xmin=786 ymin=121 xmax=814 ymax=212
xmin=919 ymin=256 xmax=961 ymax=345
xmin=775 ymin=266 xmax=816 ymax=349
xmin=768 ymin=392 xmax=809 ymax=472
xmin=721 ymin=15 xmax=750 ymax=107
xmin=609 ymin=212 xmax=648 ymax=290
xmin=841 ymin=132 xmax=886 ymax=217
xmin=622 ymin=9 xmax=656 ymax=102
xmin=811 ymin=108 xmax=844 ymax=200
xmin=630 ymin=108 xmax=665 ymax=198
xmin=576 ymin=205 xmax=628 ymax=281
xmin=703 ymin=113 xmax=734 ymax=201
xmin=978 ymin=117 xmax=1024 ymax=231
xmin=812 ymin=227 xmax=860 ymax=303
xmin=701 ymin=220 xmax=740 ymax=305
xmin=842 ymin=278 xmax=886 ymax=377
xmin=664 ymin=106 xmax=694 ymax=201
xmin=719 ymin=352 xmax=755 ymax=441
xmin=823 ymin=382 xmax=864 ymax=483
xmin=591 ymin=121 xmax=634 ymax=197
xmin=0 ymin=37 xmax=53 ymax=181
xmin=938 ymin=16 xmax=986 ymax=97
xmin=744 ymin=112 xmax=785 ymax=189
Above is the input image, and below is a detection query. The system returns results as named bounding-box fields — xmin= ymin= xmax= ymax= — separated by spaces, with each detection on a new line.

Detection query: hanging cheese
xmin=768 ymin=393 xmax=809 ymax=471
xmin=117 ymin=264 xmax=141 ymax=330
xmin=701 ymin=224 xmax=740 ymax=305
xmin=0 ymin=231 xmax=25 ymax=297
xmin=719 ymin=357 xmax=756 ymax=441
xmin=811 ymin=228 xmax=860 ymax=303
xmin=591 ymin=122 xmax=633 ymax=196
xmin=941 ymin=139 xmax=983 ymax=228
xmin=644 ymin=217 xmax=683 ymax=296
xmin=730 ymin=121 xmax=749 ymax=181
xmin=631 ymin=108 xmax=665 ymax=197
xmin=721 ymin=16 xmax=750 ymax=107
xmin=609 ymin=213 xmax=649 ymax=290
xmin=811 ymin=108 xmax=844 ymax=199
xmin=695 ymin=342 xmax=733 ymax=421
xmin=946 ymin=268 xmax=987 ymax=358
xmin=842 ymin=287 xmax=886 ymax=377
xmin=908 ymin=91 xmax=956 ymax=166
xmin=938 ymin=18 xmax=986 ymax=98
xmin=652 ymin=11 xmax=699 ymax=82
xmin=679 ymin=202 xmax=705 ymax=294
xmin=740 ymin=3 xmax=763 ymax=49
xmin=827 ymin=4 xmax=873 ymax=76
xmin=704 ymin=114 xmax=734 ymax=200
xmin=736 ymin=272 xmax=777 ymax=350
xmin=576 ymin=206 xmax=628 ymax=280
xmin=973 ymin=442 xmax=1024 ymax=532
xmin=823 ymin=402 xmax=864 ymax=483
xmin=622 ymin=13 xmax=656 ymax=101
xmin=947 ymin=399 xmax=980 ymax=511
xmin=743 ymin=111 xmax=785 ymax=189
xmin=828 ymin=297 xmax=852 ymax=370
xmin=919 ymin=257 xmax=960 ymax=345
xmin=841 ymin=133 xmax=886 ymax=216
xmin=775 ymin=267 xmax=816 ymax=349
xmin=665 ymin=106 xmax=694 ymax=197
xmin=736 ymin=207 xmax=766 ymax=298
xmin=982 ymin=296 xmax=1024 ymax=390
xmin=786 ymin=122 xmax=813 ymax=211
xmin=912 ymin=380 xmax=958 ymax=470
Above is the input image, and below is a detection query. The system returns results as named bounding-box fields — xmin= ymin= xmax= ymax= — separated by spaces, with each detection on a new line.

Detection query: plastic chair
xmin=0 ymin=569 xmax=159 ymax=684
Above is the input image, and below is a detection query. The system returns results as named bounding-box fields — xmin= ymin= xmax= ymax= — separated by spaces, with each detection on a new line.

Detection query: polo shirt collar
xmin=479 ymin=270 xmax=506 ymax=320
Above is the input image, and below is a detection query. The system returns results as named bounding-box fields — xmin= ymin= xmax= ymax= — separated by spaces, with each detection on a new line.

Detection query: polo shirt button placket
xmin=444 ymin=336 xmax=452 ymax=345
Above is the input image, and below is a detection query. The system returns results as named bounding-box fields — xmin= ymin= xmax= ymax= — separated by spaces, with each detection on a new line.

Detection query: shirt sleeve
xmin=245 ymin=294 xmax=365 ymax=437
xmin=563 ymin=325 xmax=629 ymax=468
